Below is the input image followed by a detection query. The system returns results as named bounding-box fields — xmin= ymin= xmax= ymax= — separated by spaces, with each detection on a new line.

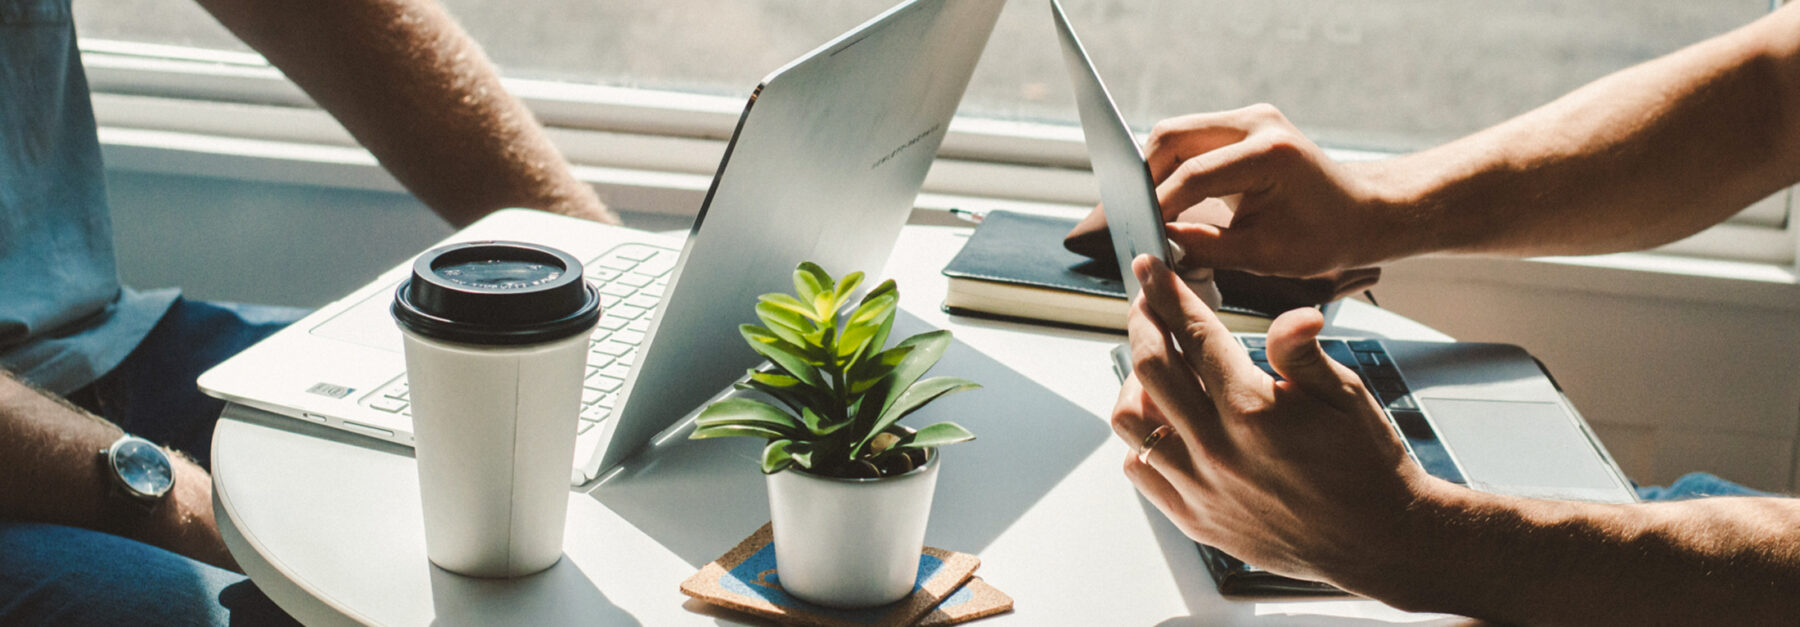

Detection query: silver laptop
xmin=1053 ymin=0 xmax=1634 ymax=506
xmin=200 ymin=0 xmax=1005 ymax=486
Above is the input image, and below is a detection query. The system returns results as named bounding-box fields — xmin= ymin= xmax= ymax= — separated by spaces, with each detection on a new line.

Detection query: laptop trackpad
xmin=1422 ymin=398 xmax=1631 ymax=503
xmin=311 ymin=287 xmax=404 ymax=352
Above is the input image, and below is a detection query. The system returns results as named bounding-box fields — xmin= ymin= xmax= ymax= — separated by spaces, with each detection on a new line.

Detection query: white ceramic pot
xmin=765 ymin=451 xmax=941 ymax=608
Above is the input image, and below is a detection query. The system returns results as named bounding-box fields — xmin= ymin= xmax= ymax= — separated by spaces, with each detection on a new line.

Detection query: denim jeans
xmin=1636 ymin=472 xmax=1781 ymax=501
xmin=0 ymin=522 xmax=290 ymax=626
xmin=2 ymin=298 xmax=307 ymax=626
xmin=66 ymin=298 xmax=311 ymax=469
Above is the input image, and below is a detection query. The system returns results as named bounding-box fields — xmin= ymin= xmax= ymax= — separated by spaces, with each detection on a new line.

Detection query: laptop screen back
xmin=585 ymin=0 xmax=1005 ymax=481
xmin=1050 ymin=0 xmax=1171 ymax=302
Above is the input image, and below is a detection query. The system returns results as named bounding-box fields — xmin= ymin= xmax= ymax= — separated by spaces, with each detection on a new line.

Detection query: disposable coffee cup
xmin=392 ymin=240 xmax=600 ymax=578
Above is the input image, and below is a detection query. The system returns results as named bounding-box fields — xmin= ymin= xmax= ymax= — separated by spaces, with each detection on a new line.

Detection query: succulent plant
xmin=688 ymin=262 xmax=978 ymax=478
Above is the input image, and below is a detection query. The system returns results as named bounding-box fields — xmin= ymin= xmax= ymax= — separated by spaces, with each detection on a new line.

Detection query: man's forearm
xmin=194 ymin=0 xmax=614 ymax=227
xmin=0 ymin=373 xmax=237 ymax=570
xmin=0 ymin=373 xmax=122 ymax=528
xmin=1373 ymin=3 xmax=1800 ymax=260
xmin=1355 ymin=483 xmax=1800 ymax=625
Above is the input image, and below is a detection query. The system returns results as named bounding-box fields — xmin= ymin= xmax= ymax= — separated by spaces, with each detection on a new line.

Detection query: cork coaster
xmin=681 ymin=523 xmax=1010 ymax=627
xmin=917 ymin=577 xmax=1012 ymax=627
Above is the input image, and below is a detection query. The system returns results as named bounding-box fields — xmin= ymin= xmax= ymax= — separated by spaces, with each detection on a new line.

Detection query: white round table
xmin=213 ymin=225 xmax=1465 ymax=626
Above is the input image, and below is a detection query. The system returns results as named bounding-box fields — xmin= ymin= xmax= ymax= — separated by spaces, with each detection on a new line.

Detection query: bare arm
xmin=1385 ymin=1 xmax=1800 ymax=259
xmin=1114 ymin=255 xmax=1800 ymax=625
xmin=0 ymin=372 xmax=237 ymax=570
xmin=1153 ymin=3 xmax=1800 ymax=276
xmin=1376 ymin=486 xmax=1800 ymax=625
xmin=1 ymin=0 xmax=609 ymax=573
xmin=192 ymin=0 xmax=616 ymax=227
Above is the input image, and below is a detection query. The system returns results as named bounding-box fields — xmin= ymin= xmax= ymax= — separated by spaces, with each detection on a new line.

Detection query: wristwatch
xmin=98 ymin=435 xmax=175 ymax=512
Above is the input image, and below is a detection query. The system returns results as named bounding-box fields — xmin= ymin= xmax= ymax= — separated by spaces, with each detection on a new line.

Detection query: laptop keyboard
xmin=1237 ymin=335 xmax=1465 ymax=485
xmin=361 ymin=243 xmax=682 ymax=438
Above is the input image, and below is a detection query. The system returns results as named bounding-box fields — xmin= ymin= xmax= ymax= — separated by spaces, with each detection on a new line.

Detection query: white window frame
xmin=79 ymin=36 xmax=1800 ymax=296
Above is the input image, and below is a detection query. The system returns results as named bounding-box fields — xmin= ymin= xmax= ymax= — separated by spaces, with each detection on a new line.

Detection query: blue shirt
xmin=1 ymin=0 xmax=176 ymax=395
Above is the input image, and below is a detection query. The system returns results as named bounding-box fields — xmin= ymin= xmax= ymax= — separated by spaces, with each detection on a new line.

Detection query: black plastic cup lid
xmin=392 ymin=241 xmax=600 ymax=346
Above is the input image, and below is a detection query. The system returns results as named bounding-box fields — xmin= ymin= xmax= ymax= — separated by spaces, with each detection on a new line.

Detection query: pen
xmin=948 ymin=207 xmax=986 ymax=224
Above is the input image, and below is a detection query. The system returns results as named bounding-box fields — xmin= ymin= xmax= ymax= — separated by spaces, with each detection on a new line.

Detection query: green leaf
xmin=794 ymin=263 xmax=832 ymax=307
xmin=741 ymin=325 xmax=824 ymax=387
xmin=859 ymin=279 xmax=897 ymax=303
xmin=858 ymin=330 xmax=953 ymax=422
xmin=860 ymin=376 xmax=982 ymax=452
xmin=762 ymin=439 xmax=815 ymax=473
xmin=690 ymin=424 xmax=788 ymax=440
xmin=836 ymin=292 xmax=896 ymax=360
xmin=748 ymin=370 xmax=801 ymax=388
xmin=831 ymin=271 xmax=865 ymax=314
xmin=738 ymin=370 xmax=832 ymax=416
xmin=847 ymin=291 xmax=895 ymax=329
xmin=864 ymin=294 xmax=896 ymax=360
xmin=761 ymin=439 xmax=795 ymax=473
xmin=693 ymin=398 xmax=803 ymax=438
xmin=736 ymin=380 xmax=799 ymax=414
xmin=755 ymin=301 xmax=814 ymax=348
xmin=812 ymin=291 xmax=837 ymax=321
xmin=844 ymin=285 xmax=899 ymax=376
xmin=760 ymin=293 xmax=823 ymax=323
xmin=799 ymin=406 xmax=826 ymax=433
xmin=848 ymin=344 xmax=911 ymax=395
xmin=799 ymin=406 xmax=850 ymax=437
xmin=896 ymin=422 xmax=977 ymax=450
xmin=790 ymin=444 xmax=815 ymax=470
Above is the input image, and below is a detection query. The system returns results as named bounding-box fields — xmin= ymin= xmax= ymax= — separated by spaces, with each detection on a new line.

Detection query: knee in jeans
xmin=0 ymin=522 xmax=236 ymax=625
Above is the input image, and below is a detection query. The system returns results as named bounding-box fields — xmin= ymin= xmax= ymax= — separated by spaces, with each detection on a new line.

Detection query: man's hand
xmin=1114 ymin=253 xmax=1800 ymax=622
xmin=1111 ymin=254 xmax=1446 ymax=587
xmin=1145 ymin=105 xmax=1412 ymax=278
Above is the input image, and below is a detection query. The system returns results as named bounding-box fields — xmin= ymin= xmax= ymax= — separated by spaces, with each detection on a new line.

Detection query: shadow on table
xmin=427 ymin=558 xmax=637 ymax=626
xmin=590 ymin=310 xmax=1112 ymax=567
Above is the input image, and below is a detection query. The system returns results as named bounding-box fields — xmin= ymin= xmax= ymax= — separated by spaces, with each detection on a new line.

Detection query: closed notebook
xmin=1197 ymin=545 xmax=1347 ymax=597
xmin=941 ymin=210 xmax=1277 ymax=333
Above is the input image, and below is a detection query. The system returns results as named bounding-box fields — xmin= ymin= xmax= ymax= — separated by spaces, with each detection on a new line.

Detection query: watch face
xmin=111 ymin=439 xmax=174 ymax=499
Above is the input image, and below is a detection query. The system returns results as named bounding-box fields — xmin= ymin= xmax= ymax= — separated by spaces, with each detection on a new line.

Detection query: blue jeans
xmin=66 ymin=298 xmax=311 ymax=470
xmin=1636 ymin=472 xmax=1781 ymax=501
xmin=2 ymin=298 xmax=307 ymax=626
xmin=0 ymin=522 xmax=287 ymax=625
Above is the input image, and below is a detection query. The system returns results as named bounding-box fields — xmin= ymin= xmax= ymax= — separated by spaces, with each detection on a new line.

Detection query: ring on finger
xmin=1137 ymin=424 xmax=1174 ymax=464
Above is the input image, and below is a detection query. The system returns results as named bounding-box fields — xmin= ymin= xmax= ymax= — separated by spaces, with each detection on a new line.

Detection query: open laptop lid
xmin=1051 ymin=0 xmax=1173 ymax=303
xmin=585 ymin=0 xmax=1005 ymax=482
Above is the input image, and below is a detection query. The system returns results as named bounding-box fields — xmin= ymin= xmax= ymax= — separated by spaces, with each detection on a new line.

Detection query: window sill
xmin=96 ymin=121 xmax=1800 ymax=314
xmin=1383 ymin=252 xmax=1800 ymax=313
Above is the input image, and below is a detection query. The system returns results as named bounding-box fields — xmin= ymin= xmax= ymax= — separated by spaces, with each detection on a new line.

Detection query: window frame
xmin=79 ymin=37 xmax=1800 ymax=285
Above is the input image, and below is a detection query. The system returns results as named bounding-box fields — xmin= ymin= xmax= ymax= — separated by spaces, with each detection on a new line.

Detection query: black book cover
xmin=940 ymin=210 xmax=1281 ymax=332
xmin=942 ymin=210 xmax=1131 ymax=298
xmin=1196 ymin=544 xmax=1348 ymax=597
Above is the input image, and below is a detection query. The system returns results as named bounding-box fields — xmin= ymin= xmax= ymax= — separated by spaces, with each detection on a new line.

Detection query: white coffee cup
xmin=392 ymin=241 xmax=599 ymax=578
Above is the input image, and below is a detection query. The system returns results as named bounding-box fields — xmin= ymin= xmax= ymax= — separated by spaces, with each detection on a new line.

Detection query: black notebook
xmin=941 ymin=210 xmax=1277 ymax=333
xmin=1198 ymin=547 xmax=1347 ymax=597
